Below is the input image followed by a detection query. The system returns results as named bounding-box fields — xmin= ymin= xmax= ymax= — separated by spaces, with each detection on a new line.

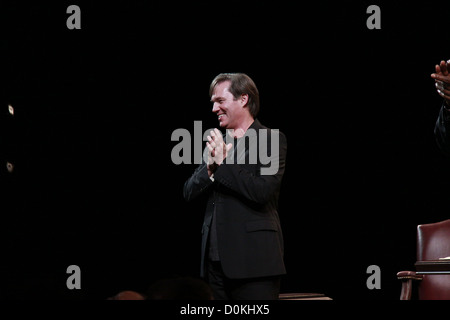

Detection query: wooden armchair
xmin=397 ymin=219 xmax=450 ymax=300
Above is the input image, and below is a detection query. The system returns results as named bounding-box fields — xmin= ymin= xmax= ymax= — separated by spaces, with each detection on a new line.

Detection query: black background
xmin=2 ymin=1 xmax=450 ymax=300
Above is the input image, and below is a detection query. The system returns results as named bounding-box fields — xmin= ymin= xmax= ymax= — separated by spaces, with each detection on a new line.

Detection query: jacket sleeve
xmin=212 ymin=131 xmax=287 ymax=205
xmin=435 ymin=102 xmax=450 ymax=157
xmin=183 ymin=162 xmax=214 ymax=202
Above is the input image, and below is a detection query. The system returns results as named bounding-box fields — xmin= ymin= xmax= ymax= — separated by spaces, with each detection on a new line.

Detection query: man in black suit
xmin=183 ymin=73 xmax=287 ymax=300
xmin=433 ymin=60 xmax=450 ymax=154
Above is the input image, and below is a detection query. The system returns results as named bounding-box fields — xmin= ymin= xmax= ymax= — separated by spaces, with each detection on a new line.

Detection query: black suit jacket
xmin=183 ymin=119 xmax=287 ymax=279
xmin=435 ymin=102 xmax=450 ymax=156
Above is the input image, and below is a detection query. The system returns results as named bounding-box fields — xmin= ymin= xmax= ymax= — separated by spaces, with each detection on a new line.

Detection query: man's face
xmin=211 ymin=81 xmax=245 ymax=129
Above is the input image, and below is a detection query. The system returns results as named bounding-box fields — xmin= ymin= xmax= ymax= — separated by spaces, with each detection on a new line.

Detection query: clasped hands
xmin=431 ymin=60 xmax=450 ymax=106
xmin=206 ymin=129 xmax=232 ymax=177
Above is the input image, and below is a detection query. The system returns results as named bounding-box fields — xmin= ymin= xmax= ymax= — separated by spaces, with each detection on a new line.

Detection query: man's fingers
xmin=223 ymin=143 xmax=233 ymax=155
xmin=432 ymin=73 xmax=450 ymax=82
xmin=436 ymin=81 xmax=445 ymax=91
xmin=213 ymin=128 xmax=224 ymax=143
xmin=210 ymin=128 xmax=226 ymax=149
xmin=206 ymin=142 xmax=216 ymax=156
xmin=438 ymin=87 xmax=450 ymax=98
xmin=208 ymin=129 xmax=228 ymax=164
xmin=441 ymin=60 xmax=449 ymax=76
xmin=437 ymin=85 xmax=450 ymax=103
xmin=431 ymin=60 xmax=450 ymax=79
xmin=207 ymin=135 xmax=217 ymax=149
xmin=436 ymin=80 xmax=450 ymax=91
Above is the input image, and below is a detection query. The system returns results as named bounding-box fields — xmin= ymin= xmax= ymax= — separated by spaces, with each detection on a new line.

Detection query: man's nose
xmin=212 ymin=103 xmax=220 ymax=113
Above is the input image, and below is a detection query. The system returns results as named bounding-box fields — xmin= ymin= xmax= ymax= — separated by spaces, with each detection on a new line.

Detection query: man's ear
xmin=240 ymin=94 xmax=249 ymax=107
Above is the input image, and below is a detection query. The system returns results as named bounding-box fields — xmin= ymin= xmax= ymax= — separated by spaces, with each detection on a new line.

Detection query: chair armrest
xmin=397 ymin=271 xmax=423 ymax=281
xmin=397 ymin=271 xmax=423 ymax=300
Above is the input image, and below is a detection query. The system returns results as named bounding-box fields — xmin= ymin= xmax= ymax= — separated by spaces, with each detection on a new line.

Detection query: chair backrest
xmin=107 ymin=290 xmax=146 ymax=300
xmin=416 ymin=219 xmax=450 ymax=299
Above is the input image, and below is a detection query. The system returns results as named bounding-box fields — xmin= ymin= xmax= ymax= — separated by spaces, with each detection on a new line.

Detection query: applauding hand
xmin=206 ymin=129 xmax=232 ymax=177
xmin=431 ymin=60 xmax=450 ymax=106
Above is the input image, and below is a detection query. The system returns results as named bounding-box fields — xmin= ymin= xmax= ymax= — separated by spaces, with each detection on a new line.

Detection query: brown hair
xmin=209 ymin=73 xmax=260 ymax=118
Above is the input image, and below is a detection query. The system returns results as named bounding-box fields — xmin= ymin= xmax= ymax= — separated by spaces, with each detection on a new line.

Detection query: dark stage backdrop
xmin=2 ymin=1 xmax=450 ymax=300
